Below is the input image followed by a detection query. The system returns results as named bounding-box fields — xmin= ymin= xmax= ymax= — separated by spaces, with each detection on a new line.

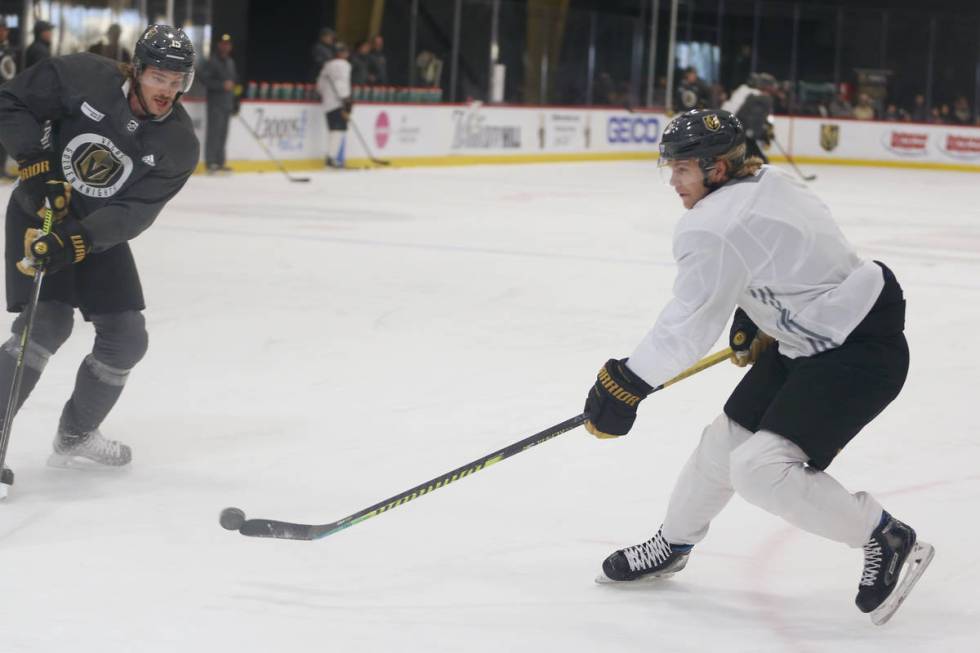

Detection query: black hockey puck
xmin=219 ymin=507 xmax=246 ymax=531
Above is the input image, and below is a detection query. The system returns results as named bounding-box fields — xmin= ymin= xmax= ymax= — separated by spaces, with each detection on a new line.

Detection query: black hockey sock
xmin=60 ymin=355 xmax=128 ymax=435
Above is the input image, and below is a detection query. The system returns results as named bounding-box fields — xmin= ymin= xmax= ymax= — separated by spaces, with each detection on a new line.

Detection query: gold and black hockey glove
xmin=17 ymin=154 xmax=72 ymax=221
xmin=584 ymin=358 xmax=653 ymax=439
xmin=16 ymin=218 xmax=91 ymax=276
xmin=729 ymin=307 xmax=774 ymax=367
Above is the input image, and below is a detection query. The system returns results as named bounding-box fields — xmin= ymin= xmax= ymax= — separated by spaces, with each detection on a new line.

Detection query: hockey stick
xmin=347 ymin=116 xmax=391 ymax=167
xmin=771 ymin=137 xmax=816 ymax=182
xmin=320 ymin=73 xmax=390 ymax=166
xmin=223 ymin=346 xmax=733 ymax=541
xmin=0 ymin=206 xmax=55 ymax=498
xmin=234 ymin=114 xmax=312 ymax=183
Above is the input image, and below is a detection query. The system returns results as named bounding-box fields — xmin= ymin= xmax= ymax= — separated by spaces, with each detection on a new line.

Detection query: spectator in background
xmin=88 ymin=23 xmax=131 ymax=63
xmin=25 ymin=20 xmax=54 ymax=68
xmin=674 ymin=66 xmax=710 ymax=112
xmin=317 ymin=42 xmax=352 ymax=169
xmin=882 ymin=103 xmax=908 ymax=122
xmin=368 ymin=35 xmax=387 ymax=86
xmin=951 ymin=96 xmax=972 ymax=125
xmin=908 ymin=94 xmax=928 ymax=122
xmin=350 ymin=40 xmax=372 ymax=86
xmin=827 ymin=92 xmax=853 ymax=118
xmin=415 ymin=50 xmax=443 ymax=88
xmin=0 ymin=18 xmax=16 ymax=179
xmin=312 ymin=28 xmax=336 ymax=81
xmin=937 ymin=103 xmax=952 ymax=124
xmin=203 ymin=34 xmax=237 ymax=174
xmin=853 ymin=93 xmax=876 ymax=120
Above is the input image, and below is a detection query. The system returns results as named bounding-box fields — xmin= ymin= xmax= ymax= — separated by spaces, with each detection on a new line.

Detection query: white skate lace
xmin=623 ymin=532 xmax=673 ymax=572
xmin=860 ymin=538 xmax=883 ymax=586
xmin=60 ymin=430 xmax=126 ymax=462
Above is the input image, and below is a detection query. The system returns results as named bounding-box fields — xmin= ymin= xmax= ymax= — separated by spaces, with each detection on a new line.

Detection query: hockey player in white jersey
xmin=582 ymin=109 xmax=933 ymax=625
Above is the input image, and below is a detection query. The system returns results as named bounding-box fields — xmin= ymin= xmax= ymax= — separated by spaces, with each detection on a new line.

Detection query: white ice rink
xmin=1 ymin=161 xmax=977 ymax=652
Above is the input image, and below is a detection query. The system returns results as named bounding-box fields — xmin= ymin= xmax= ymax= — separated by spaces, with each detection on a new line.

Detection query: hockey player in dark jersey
xmin=0 ymin=25 xmax=199 ymax=497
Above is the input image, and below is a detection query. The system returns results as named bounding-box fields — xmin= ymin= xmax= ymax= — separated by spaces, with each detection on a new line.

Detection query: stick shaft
xmin=238 ymin=346 xmax=734 ymax=541
xmin=0 ymin=209 xmax=54 ymax=472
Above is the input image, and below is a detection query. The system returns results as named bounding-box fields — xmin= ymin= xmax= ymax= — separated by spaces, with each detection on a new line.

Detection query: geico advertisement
xmin=602 ymin=113 xmax=662 ymax=149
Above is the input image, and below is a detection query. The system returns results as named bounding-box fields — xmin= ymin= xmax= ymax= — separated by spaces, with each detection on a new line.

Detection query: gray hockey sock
xmin=60 ymin=354 xmax=130 ymax=436
xmin=0 ymin=336 xmax=50 ymax=421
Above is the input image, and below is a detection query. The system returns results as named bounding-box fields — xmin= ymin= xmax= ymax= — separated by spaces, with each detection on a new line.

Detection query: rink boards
xmin=180 ymin=99 xmax=980 ymax=173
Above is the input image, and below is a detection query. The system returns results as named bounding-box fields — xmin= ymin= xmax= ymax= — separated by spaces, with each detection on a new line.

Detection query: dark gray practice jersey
xmin=0 ymin=53 xmax=199 ymax=252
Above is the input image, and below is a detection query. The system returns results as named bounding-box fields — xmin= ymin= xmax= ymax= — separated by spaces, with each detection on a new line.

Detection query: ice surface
xmin=1 ymin=162 xmax=977 ymax=652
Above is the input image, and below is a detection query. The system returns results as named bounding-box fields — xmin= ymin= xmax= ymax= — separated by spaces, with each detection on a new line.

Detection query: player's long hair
xmin=720 ymin=143 xmax=764 ymax=179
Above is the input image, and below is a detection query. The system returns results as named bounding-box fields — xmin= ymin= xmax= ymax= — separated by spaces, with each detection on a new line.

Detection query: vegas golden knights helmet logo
xmin=703 ymin=114 xmax=721 ymax=131
xmin=820 ymin=124 xmax=839 ymax=152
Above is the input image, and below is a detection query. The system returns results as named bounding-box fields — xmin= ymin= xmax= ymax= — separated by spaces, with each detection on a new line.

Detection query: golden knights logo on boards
xmin=703 ymin=114 xmax=721 ymax=131
xmin=60 ymin=133 xmax=134 ymax=198
xmin=820 ymin=124 xmax=839 ymax=152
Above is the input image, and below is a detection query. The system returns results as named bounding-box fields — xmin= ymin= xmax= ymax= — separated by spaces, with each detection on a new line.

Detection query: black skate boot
xmin=0 ymin=465 xmax=13 ymax=500
xmin=856 ymin=511 xmax=934 ymax=625
xmin=597 ymin=527 xmax=693 ymax=583
xmin=48 ymin=425 xmax=132 ymax=468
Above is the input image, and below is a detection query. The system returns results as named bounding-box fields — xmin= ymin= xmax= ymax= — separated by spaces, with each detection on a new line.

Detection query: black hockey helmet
xmin=659 ymin=109 xmax=747 ymax=189
xmin=133 ymin=24 xmax=195 ymax=92
xmin=660 ymin=109 xmax=745 ymax=163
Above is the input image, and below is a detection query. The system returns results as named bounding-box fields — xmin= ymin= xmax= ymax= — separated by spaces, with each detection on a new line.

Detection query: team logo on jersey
xmin=61 ymin=133 xmax=134 ymax=198
xmin=126 ymin=119 xmax=139 ymax=133
xmin=819 ymin=124 xmax=839 ymax=152
xmin=142 ymin=154 xmax=156 ymax=166
xmin=702 ymin=114 xmax=721 ymax=131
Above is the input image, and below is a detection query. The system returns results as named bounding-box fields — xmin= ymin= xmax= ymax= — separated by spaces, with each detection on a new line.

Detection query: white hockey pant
xmin=661 ymin=414 xmax=883 ymax=549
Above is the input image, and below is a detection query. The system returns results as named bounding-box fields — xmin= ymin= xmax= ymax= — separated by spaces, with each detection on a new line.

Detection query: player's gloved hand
xmin=584 ymin=358 xmax=653 ymax=439
xmin=729 ymin=308 xmax=774 ymax=367
xmin=16 ymin=218 xmax=91 ymax=276
xmin=17 ymin=154 xmax=71 ymax=221
xmin=341 ymin=97 xmax=353 ymax=120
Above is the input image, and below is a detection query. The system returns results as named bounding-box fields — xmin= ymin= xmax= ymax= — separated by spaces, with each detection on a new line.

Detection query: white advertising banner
xmin=780 ymin=116 xmax=980 ymax=169
xmin=183 ymin=98 xmax=980 ymax=171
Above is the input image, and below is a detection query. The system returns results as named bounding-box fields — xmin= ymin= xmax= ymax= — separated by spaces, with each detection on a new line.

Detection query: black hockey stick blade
xmin=240 ymin=518 xmax=317 ymax=540
xmin=288 ymin=176 xmax=312 ymax=182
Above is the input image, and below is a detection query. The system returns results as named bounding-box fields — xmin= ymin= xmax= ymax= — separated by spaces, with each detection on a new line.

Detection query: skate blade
xmin=46 ymin=452 xmax=129 ymax=470
xmin=0 ymin=483 xmax=8 ymax=501
xmin=595 ymin=570 xmax=679 ymax=584
xmin=870 ymin=541 xmax=935 ymax=626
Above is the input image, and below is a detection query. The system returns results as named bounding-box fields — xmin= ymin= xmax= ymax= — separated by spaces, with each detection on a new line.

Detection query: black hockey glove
xmin=729 ymin=308 xmax=774 ymax=367
xmin=17 ymin=154 xmax=71 ymax=221
xmin=341 ymin=97 xmax=353 ymax=120
xmin=584 ymin=358 xmax=653 ymax=439
xmin=17 ymin=218 xmax=91 ymax=276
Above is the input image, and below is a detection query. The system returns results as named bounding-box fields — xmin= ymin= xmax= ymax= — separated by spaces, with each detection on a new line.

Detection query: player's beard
xmin=144 ymin=89 xmax=174 ymax=117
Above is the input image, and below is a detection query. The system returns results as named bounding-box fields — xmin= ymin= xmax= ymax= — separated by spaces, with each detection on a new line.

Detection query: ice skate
xmin=47 ymin=426 xmax=132 ymax=468
xmin=856 ymin=511 xmax=934 ymax=625
xmin=0 ymin=466 xmax=13 ymax=500
xmin=596 ymin=527 xmax=693 ymax=583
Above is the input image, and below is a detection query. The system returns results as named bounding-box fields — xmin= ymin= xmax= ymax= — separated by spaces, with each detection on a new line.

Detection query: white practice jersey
xmin=722 ymin=84 xmax=756 ymax=113
xmin=627 ymin=166 xmax=884 ymax=388
xmin=317 ymin=58 xmax=351 ymax=113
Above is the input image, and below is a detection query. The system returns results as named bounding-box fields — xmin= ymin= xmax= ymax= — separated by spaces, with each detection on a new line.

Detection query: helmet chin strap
xmin=698 ymin=157 xmax=723 ymax=191
xmin=133 ymin=76 xmax=152 ymax=117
